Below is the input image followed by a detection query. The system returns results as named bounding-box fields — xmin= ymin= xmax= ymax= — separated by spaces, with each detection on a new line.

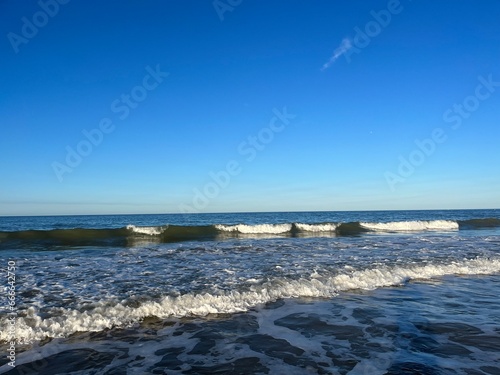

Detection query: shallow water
xmin=2 ymin=275 xmax=499 ymax=374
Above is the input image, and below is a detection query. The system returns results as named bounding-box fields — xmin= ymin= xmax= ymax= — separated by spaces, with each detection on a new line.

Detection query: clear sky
xmin=1 ymin=0 xmax=500 ymax=215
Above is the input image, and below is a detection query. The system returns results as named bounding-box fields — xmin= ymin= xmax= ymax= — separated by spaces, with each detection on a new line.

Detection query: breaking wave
xmin=295 ymin=223 xmax=338 ymax=232
xmin=215 ymin=223 xmax=293 ymax=234
xmin=1 ymin=218 xmax=498 ymax=248
xmin=360 ymin=220 xmax=459 ymax=232
xmin=2 ymin=257 xmax=499 ymax=343
xmin=126 ymin=224 xmax=167 ymax=236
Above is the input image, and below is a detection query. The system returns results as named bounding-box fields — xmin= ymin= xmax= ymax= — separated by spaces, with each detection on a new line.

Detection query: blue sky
xmin=1 ymin=0 xmax=499 ymax=215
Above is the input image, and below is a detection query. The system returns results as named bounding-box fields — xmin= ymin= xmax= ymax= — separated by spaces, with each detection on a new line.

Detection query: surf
xmin=2 ymin=256 xmax=499 ymax=344
xmin=1 ymin=217 xmax=499 ymax=249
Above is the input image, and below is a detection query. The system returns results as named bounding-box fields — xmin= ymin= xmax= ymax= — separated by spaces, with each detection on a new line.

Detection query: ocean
xmin=0 ymin=209 xmax=499 ymax=374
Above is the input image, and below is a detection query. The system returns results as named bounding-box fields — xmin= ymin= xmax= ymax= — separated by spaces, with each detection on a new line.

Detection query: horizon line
xmin=0 ymin=207 xmax=498 ymax=218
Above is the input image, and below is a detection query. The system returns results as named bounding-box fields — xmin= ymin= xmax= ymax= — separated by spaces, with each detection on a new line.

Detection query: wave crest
xmin=215 ymin=224 xmax=292 ymax=234
xmin=126 ymin=225 xmax=166 ymax=236
xmin=295 ymin=223 xmax=337 ymax=232
xmin=360 ymin=220 xmax=459 ymax=232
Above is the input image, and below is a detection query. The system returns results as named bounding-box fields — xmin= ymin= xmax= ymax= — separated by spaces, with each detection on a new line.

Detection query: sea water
xmin=0 ymin=210 xmax=499 ymax=374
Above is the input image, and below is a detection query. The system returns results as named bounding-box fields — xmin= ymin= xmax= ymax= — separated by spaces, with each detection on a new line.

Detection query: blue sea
xmin=1 ymin=210 xmax=499 ymax=374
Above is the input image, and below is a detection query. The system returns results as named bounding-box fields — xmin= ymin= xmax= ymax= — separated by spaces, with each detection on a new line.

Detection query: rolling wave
xmin=215 ymin=223 xmax=293 ymax=234
xmin=2 ymin=257 xmax=499 ymax=343
xmin=459 ymin=218 xmax=500 ymax=229
xmin=360 ymin=220 xmax=459 ymax=232
xmin=126 ymin=224 xmax=167 ymax=235
xmin=1 ymin=218 xmax=498 ymax=248
xmin=295 ymin=223 xmax=338 ymax=232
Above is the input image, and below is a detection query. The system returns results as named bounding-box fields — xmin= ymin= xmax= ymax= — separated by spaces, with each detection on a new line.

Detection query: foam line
xmin=2 ymin=257 xmax=498 ymax=343
xmin=360 ymin=220 xmax=459 ymax=232
xmin=215 ymin=224 xmax=293 ymax=234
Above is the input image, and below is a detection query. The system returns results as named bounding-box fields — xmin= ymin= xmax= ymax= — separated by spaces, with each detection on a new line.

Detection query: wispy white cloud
xmin=321 ymin=38 xmax=352 ymax=71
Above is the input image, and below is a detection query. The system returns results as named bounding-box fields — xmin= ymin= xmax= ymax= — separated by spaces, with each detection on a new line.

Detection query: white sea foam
xmin=2 ymin=257 xmax=499 ymax=344
xmin=215 ymin=223 xmax=292 ymax=234
xmin=295 ymin=223 xmax=337 ymax=232
xmin=126 ymin=225 xmax=166 ymax=236
xmin=360 ymin=220 xmax=459 ymax=232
